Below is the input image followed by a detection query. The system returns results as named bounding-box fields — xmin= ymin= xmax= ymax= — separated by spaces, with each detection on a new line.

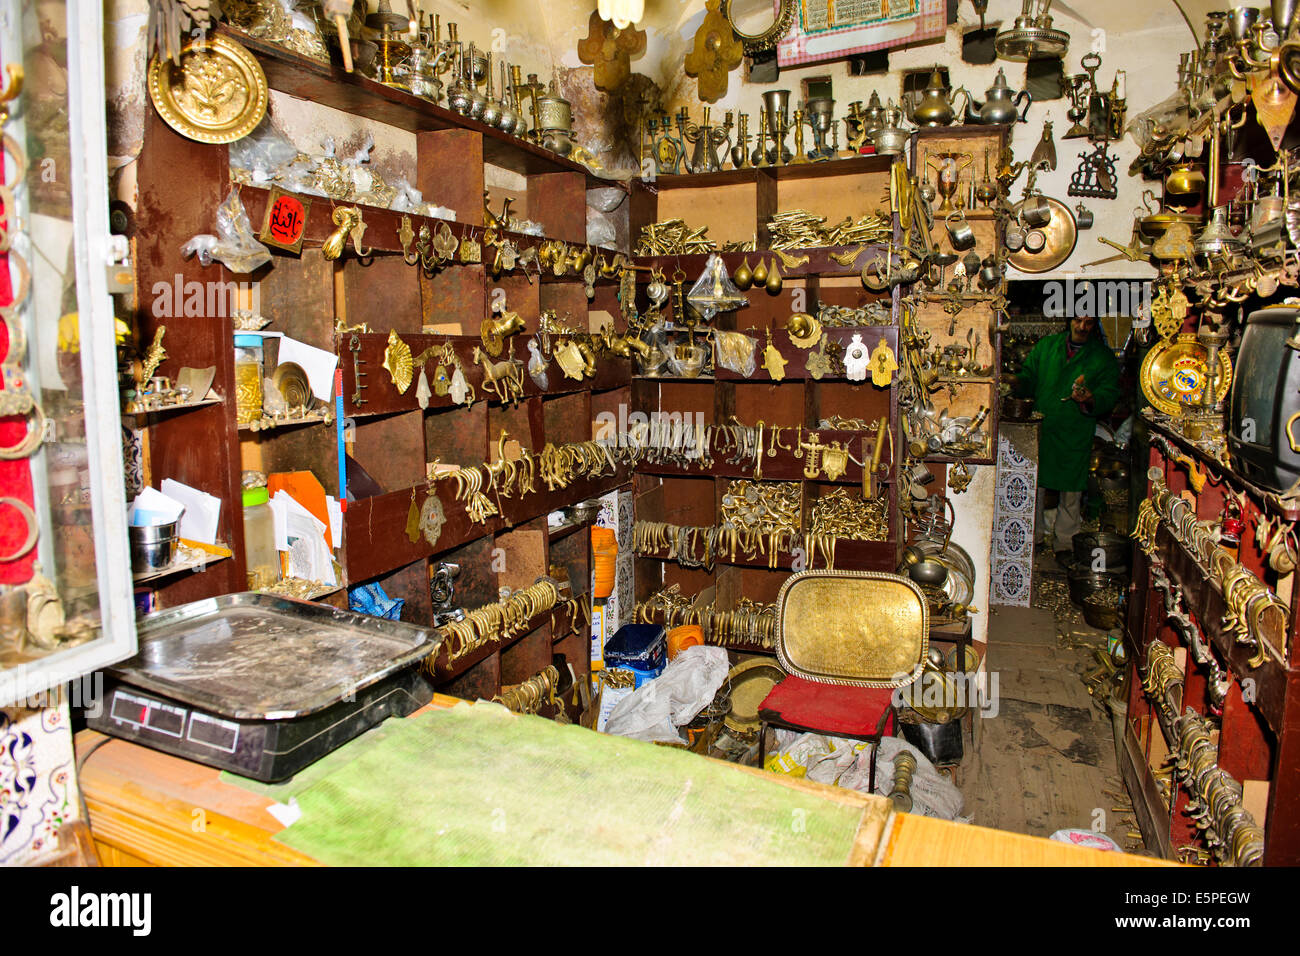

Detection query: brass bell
xmin=735 ymin=256 xmax=753 ymax=290
xmin=752 ymin=257 xmax=769 ymax=285
xmin=765 ymin=259 xmax=782 ymax=294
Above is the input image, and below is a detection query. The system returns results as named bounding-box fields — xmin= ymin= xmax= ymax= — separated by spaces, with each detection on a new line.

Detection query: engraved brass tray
xmin=148 ymin=35 xmax=269 ymax=144
xmin=1139 ymin=332 xmax=1233 ymax=416
xmin=776 ymin=570 xmax=928 ymax=688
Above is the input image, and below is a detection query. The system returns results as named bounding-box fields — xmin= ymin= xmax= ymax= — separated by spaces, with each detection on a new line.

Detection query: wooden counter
xmin=76 ymin=695 xmax=1170 ymax=868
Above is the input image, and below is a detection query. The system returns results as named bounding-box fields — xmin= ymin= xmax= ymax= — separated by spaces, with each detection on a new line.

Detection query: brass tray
xmin=148 ymin=35 xmax=269 ymax=144
xmin=1007 ymin=196 xmax=1078 ymax=274
xmin=1139 ymin=332 xmax=1233 ymax=416
xmin=776 ymin=570 xmax=928 ymax=688
xmin=724 ymin=658 xmax=786 ymax=735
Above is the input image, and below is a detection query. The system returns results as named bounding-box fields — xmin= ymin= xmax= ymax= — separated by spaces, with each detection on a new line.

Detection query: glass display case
xmin=0 ymin=0 xmax=137 ymax=706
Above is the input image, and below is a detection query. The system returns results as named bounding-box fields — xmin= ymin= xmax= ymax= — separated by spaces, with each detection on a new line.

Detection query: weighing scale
xmin=88 ymin=593 xmax=440 ymax=782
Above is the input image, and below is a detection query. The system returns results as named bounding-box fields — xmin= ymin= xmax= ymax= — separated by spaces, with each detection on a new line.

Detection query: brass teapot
xmin=967 ymin=68 xmax=1032 ymax=124
xmin=905 ymin=68 xmax=971 ymax=128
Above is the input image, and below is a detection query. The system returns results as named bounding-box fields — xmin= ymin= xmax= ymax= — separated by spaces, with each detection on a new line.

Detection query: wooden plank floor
xmin=955 ymin=553 xmax=1147 ymax=853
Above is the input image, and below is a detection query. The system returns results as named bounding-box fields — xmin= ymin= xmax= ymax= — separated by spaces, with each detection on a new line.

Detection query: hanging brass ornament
xmin=734 ymin=256 xmax=753 ymax=290
xmin=576 ymin=9 xmax=647 ymax=93
xmin=1250 ymin=72 xmax=1297 ymax=152
xmin=806 ymin=337 xmax=834 ymax=380
xmin=556 ymin=340 xmax=588 ymax=380
xmin=765 ymin=259 xmax=783 ymax=294
xmin=420 ymin=493 xmax=446 ymax=547
xmin=398 ymin=215 xmax=416 ymax=262
xmin=762 ymin=328 xmax=788 ymax=381
xmin=432 ymin=221 xmax=458 ymax=261
xmin=752 ymin=257 xmax=769 ymax=286
xmin=432 ymin=360 xmax=451 ymax=396
xmin=869 ymin=336 xmax=898 ymax=387
xmin=459 ymin=231 xmax=482 ymax=264
xmin=685 ymin=0 xmax=745 ymax=104
xmin=405 ymin=488 xmax=422 ymax=543
xmin=383 ymin=329 xmax=414 ymax=394
xmin=821 ymin=442 xmax=848 ymax=482
xmin=786 ymin=312 xmax=821 ymax=349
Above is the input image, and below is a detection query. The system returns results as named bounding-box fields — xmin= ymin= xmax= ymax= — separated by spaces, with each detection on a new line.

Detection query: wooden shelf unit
xmin=622 ymin=128 xmax=1006 ymax=656
xmin=130 ymin=35 xmax=631 ymax=702
xmin=1123 ymin=425 xmax=1300 ymax=864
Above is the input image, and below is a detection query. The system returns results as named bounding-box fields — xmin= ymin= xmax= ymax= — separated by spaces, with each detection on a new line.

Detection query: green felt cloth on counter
xmin=270 ymin=703 xmax=866 ymax=866
xmin=220 ymin=718 xmax=402 ymax=803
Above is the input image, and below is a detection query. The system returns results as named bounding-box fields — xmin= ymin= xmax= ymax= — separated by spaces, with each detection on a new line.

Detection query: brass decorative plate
xmin=1140 ymin=332 xmax=1233 ymax=416
xmin=1007 ymin=196 xmax=1077 ymax=274
xmin=776 ymin=570 xmax=928 ymax=688
xmin=724 ymin=658 xmax=787 ymax=735
xmin=148 ymin=35 xmax=269 ymax=144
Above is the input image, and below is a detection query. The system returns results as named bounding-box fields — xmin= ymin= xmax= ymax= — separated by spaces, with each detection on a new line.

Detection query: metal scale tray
xmin=87 ymin=593 xmax=441 ymax=782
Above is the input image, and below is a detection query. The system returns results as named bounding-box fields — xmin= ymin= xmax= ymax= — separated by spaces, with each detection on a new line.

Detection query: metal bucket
xmin=1071 ymin=531 xmax=1131 ymax=574
xmin=130 ymin=520 xmax=178 ymax=573
xmin=1067 ymin=568 xmax=1124 ymax=607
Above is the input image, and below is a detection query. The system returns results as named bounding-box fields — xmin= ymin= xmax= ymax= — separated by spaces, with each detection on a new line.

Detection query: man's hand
xmin=1068 ymin=374 xmax=1093 ymax=407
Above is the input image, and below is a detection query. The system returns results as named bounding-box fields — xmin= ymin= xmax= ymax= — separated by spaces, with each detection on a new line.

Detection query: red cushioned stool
xmin=757 ymin=570 xmax=929 ymax=794
xmin=758 ymin=678 xmax=897 ymax=791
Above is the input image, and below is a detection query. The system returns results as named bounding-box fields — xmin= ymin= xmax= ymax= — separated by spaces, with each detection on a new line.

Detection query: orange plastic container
xmin=667 ymin=624 xmax=704 ymax=660
xmin=591 ymin=526 xmax=618 ymax=600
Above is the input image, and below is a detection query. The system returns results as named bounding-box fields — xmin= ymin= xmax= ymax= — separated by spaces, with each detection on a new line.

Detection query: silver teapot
xmin=967 ymin=68 xmax=1032 ymax=124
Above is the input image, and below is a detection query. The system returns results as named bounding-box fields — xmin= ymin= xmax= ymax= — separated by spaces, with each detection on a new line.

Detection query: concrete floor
xmin=954 ymin=551 xmax=1144 ymax=851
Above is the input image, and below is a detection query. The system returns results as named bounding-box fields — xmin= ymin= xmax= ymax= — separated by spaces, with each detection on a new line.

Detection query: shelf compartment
xmin=223 ymin=24 xmax=611 ymax=186
xmin=715 ymin=326 xmax=899 ymax=383
xmin=633 ymin=244 xmax=894 ymax=282
xmin=132 ymin=540 xmax=233 ymax=586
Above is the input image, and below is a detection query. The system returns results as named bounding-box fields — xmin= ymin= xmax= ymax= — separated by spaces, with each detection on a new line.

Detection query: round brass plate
xmin=724 ymin=658 xmax=786 ymax=734
xmin=1139 ymin=333 xmax=1233 ymax=416
xmin=148 ymin=35 xmax=269 ymax=144
xmin=271 ymin=361 xmax=312 ymax=407
xmin=1007 ymin=196 xmax=1077 ymax=274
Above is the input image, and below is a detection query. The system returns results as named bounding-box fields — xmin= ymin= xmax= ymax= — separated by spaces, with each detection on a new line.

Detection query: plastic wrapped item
xmin=713 ymin=330 xmax=757 ymax=376
xmin=228 ymin=119 xmax=306 ymax=186
xmin=181 ymin=188 xmax=273 ymax=274
xmin=587 ymin=207 xmax=617 ymax=248
xmin=603 ymin=645 xmax=730 ymax=744
xmin=587 ymin=186 xmax=627 ymax=214
xmin=686 ymin=254 xmax=749 ymax=320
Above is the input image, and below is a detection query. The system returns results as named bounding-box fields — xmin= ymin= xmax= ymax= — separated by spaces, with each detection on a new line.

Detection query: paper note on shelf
xmin=277 ymin=335 xmax=338 ymax=404
xmin=129 ymin=486 xmax=186 ymax=527
xmin=326 ymin=496 xmax=342 ymax=550
xmin=268 ymin=490 xmax=336 ymax=587
xmin=160 ymin=478 xmax=222 ymax=545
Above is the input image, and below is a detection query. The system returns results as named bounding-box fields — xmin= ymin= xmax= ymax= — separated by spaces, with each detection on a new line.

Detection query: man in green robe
xmin=1013 ymin=315 xmax=1120 ymax=565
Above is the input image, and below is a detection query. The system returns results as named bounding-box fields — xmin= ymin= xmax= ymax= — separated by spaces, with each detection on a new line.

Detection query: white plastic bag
xmin=603 ymin=645 xmax=730 ymax=744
